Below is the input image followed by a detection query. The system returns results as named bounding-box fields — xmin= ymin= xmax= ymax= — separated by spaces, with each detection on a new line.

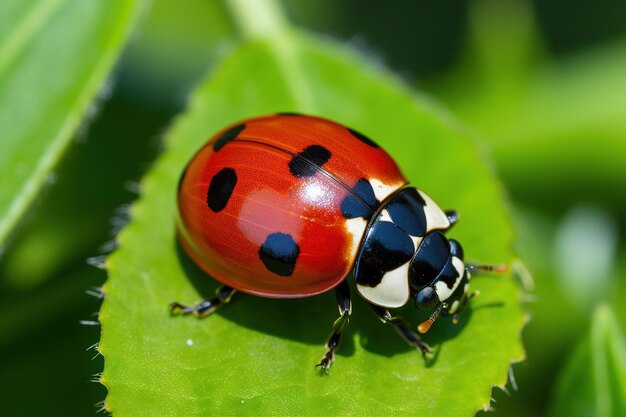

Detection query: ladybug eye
xmin=415 ymin=286 xmax=439 ymax=311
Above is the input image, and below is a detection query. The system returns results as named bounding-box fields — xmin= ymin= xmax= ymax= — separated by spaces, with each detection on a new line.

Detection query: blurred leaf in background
xmin=0 ymin=0 xmax=142 ymax=250
xmin=282 ymin=0 xmax=470 ymax=77
xmin=550 ymin=305 xmax=626 ymax=417
xmin=118 ymin=0 xmax=235 ymax=107
xmin=0 ymin=1 xmax=165 ymax=416
xmin=424 ymin=0 xmax=626 ymax=216
xmin=554 ymin=205 xmax=618 ymax=308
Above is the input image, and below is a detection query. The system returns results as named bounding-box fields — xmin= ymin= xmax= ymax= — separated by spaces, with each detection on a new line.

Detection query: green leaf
xmin=0 ymin=94 xmax=169 ymax=291
xmin=550 ymin=305 xmax=626 ymax=417
xmin=0 ymin=264 xmax=108 ymax=417
xmin=426 ymin=0 xmax=626 ymax=212
xmin=120 ymin=0 xmax=235 ymax=106
xmin=100 ymin=13 xmax=524 ymax=417
xmin=0 ymin=0 xmax=143 ymax=248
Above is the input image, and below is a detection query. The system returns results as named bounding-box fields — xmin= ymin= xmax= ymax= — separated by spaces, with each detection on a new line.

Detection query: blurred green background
xmin=1 ymin=0 xmax=625 ymax=416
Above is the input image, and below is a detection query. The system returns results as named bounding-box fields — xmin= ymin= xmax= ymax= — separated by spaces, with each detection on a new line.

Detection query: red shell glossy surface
xmin=177 ymin=114 xmax=408 ymax=298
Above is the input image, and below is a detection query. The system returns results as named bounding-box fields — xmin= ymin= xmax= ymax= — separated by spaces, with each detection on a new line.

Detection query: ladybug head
xmin=411 ymin=237 xmax=508 ymax=333
xmin=410 ymin=237 xmax=474 ymax=333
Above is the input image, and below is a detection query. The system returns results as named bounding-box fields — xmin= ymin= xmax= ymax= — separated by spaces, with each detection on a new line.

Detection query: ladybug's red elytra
xmin=172 ymin=113 xmax=505 ymax=371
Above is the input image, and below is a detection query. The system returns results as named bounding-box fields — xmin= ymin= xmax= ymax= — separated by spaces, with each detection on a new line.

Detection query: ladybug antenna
xmin=466 ymin=263 xmax=508 ymax=275
xmin=417 ymin=302 xmax=446 ymax=334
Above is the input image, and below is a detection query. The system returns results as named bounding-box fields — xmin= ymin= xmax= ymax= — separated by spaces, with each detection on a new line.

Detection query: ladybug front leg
xmin=170 ymin=285 xmax=236 ymax=317
xmin=316 ymin=280 xmax=352 ymax=373
xmin=444 ymin=210 xmax=458 ymax=228
xmin=368 ymin=304 xmax=432 ymax=357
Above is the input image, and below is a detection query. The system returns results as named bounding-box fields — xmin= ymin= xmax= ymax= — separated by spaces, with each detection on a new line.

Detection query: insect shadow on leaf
xmin=172 ymin=239 xmax=356 ymax=356
xmin=172 ymin=238 xmax=504 ymax=364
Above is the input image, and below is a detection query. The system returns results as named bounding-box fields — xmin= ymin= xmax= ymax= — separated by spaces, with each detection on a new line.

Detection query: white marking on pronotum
xmin=369 ymin=178 xmax=402 ymax=202
xmin=186 ymin=339 xmax=194 ymax=346
xmin=357 ymin=261 xmax=410 ymax=308
xmin=417 ymin=189 xmax=450 ymax=232
xmin=345 ymin=217 xmax=368 ymax=258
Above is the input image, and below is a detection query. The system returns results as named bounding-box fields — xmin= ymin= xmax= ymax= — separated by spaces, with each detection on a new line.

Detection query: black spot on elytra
xmin=259 ymin=233 xmax=300 ymax=277
xmin=207 ymin=168 xmax=237 ymax=212
xmin=348 ymin=128 xmax=379 ymax=148
xmin=288 ymin=145 xmax=332 ymax=178
xmin=341 ymin=197 xmax=370 ymax=219
xmin=213 ymin=123 xmax=246 ymax=151
xmin=386 ymin=188 xmax=427 ymax=237
xmin=354 ymin=221 xmax=414 ymax=287
xmin=341 ymin=178 xmax=378 ymax=219
xmin=353 ymin=178 xmax=378 ymax=207
xmin=276 ymin=112 xmax=302 ymax=116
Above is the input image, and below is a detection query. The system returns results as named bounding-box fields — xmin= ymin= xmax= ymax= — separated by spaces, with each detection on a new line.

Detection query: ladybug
xmin=172 ymin=114 xmax=504 ymax=371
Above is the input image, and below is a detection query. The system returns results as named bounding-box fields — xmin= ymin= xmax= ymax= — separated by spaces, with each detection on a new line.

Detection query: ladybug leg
xmin=170 ymin=285 xmax=236 ymax=318
xmin=466 ymin=263 xmax=508 ymax=275
xmin=450 ymin=290 xmax=479 ymax=325
xmin=368 ymin=304 xmax=432 ymax=357
xmin=444 ymin=210 xmax=458 ymax=228
xmin=316 ymin=280 xmax=352 ymax=373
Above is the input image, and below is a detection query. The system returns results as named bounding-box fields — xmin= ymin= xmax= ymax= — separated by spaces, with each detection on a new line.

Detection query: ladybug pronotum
xmin=172 ymin=114 xmax=505 ymax=371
